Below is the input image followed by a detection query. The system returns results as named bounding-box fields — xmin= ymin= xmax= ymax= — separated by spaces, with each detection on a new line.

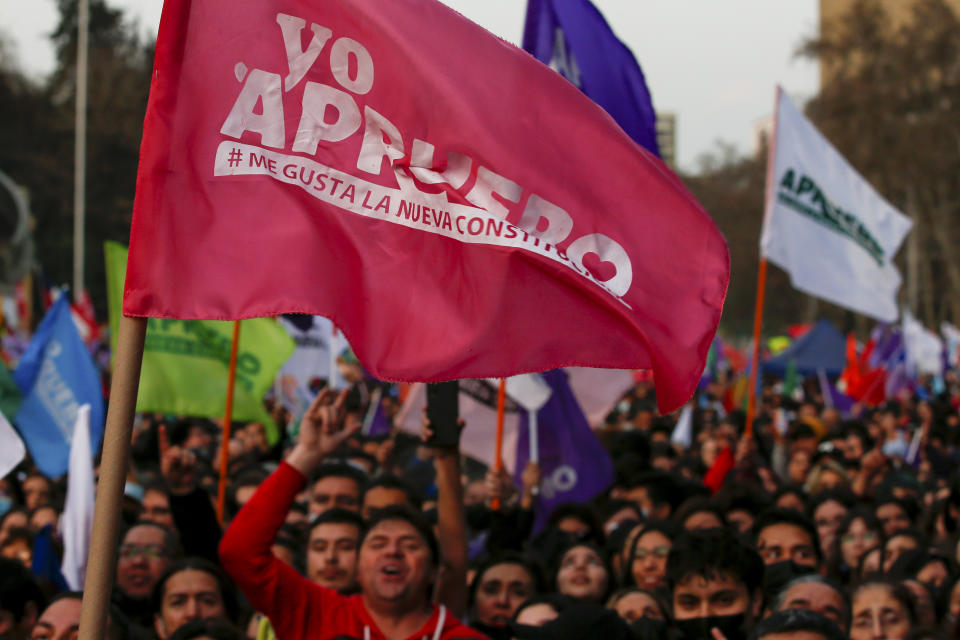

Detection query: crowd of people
xmin=3 ymin=350 xmax=960 ymax=640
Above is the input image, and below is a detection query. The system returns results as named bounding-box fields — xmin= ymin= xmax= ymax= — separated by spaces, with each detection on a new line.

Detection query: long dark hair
xmin=467 ymin=551 xmax=545 ymax=612
xmin=828 ymin=507 xmax=883 ymax=584
xmin=621 ymin=520 xmax=678 ymax=588
xmin=850 ymin=578 xmax=918 ymax=628
xmin=151 ymin=557 xmax=239 ymax=623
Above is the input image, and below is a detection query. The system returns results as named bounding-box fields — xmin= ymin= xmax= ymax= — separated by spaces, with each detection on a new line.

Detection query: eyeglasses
xmin=634 ymin=546 xmax=670 ymax=559
xmin=119 ymin=544 xmax=168 ymax=560
xmin=841 ymin=531 xmax=879 ymax=545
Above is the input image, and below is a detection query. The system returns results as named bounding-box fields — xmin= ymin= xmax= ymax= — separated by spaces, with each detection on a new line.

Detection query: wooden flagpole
xmin=745 ymin=86 xmax=783 ymax=440
xmin=73 ymin=0 xmax=89 ymax=296
xmin=491 ymin=378 xmax=506 ymax=510
xmin=216 ymin=320 xmax=242 ymax=523
xmin=78 ymin=316 xmax=146 ymax=640
xmin=745 ymin=258 xmax=768 ymax=439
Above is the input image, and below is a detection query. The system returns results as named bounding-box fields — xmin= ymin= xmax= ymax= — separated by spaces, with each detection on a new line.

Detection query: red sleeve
xmin=220 ymin=461 xmax=331 ymax=638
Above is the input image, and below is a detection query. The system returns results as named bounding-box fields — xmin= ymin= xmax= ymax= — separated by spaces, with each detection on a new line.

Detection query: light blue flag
xmin=13 ymin=296 xmax=104 ymax=477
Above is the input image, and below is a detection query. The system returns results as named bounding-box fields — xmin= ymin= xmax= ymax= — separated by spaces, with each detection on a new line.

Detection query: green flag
xmin=0 ymin=360 xmax=22 ymax=419
xmin=782 ymin=358 xmax=799 ymax=397
xmin=105 ymin=242 xmax=294 ymax=443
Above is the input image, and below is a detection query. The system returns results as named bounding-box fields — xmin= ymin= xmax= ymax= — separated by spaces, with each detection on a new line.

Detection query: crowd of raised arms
xmin=4 ymin=365 xmax=960 ymax=640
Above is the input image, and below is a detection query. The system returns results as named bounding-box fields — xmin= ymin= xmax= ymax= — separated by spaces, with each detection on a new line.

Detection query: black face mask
xmin=675 ymin=613 xmax=747 ymax=640
xmin=631 ymin=616 xmax=668 ymax=640
xmin=469 ymin=621 xmax=512 ymax=640
xmin=762 ymin=560 xmax=816 ymax=595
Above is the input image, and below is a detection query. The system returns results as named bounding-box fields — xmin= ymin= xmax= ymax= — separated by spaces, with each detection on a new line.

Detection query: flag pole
xmin=528 ymin=409 xmax=539 ymax=464
xmin=73 ymin=0 xmax=89 ymax=295
xmin=817 ymin=368 xmax=834 ymax=409
xmin=491 ymin=378 xmax=506 ymax=510
xmin=746 ymin=86 xmax=782 ymax=440
xmin=745 ymin=258 xmax=768 ymax=439
xmin=78 ymin=316 xmax=146 ymax=640
xmin=216 ymin=320 xmax=242 ymax=523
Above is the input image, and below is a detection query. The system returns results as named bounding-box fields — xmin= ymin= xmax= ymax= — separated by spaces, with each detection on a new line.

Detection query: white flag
xmin=60 ymin=404 xmax=95 ymax=590
xmin=760 ymin=88 xmax=912 ymax=322
xmin=903 ymin=312 xmax=943 ymax=377
xmin=565 ymin=368 xmax=634 ymax=427
xmin=0 ymin=409 xmax=26 ymax=478
xmin=487 ymin=374 xmax=553 ymax=412
xmin=671 ymin=404 xmax=694 ymax=449
xmin=941 ymin=322 xmax=960 ymax=368
xmin=396 ymin=381 xmax=520 ymax=472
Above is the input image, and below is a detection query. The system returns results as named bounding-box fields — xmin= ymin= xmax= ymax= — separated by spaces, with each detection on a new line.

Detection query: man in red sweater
xmin=220 ymin=390 xmax=485 ymax=640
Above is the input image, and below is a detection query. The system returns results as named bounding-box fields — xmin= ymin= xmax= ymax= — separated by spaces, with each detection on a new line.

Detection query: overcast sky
xmin=0 ymin=0 xmax=819 ymax=171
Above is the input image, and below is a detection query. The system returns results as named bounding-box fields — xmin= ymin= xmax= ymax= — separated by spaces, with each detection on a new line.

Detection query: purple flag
xmin=869 ymin=325 xmax=904 ymax=368
xmin=514 ymin=369 xmax=614 ymax=532
xmin=523 ymin=0 xmax=660 ymax=156
xmin=365 ymin=396 xmax=392 ymax=438
xmin=824 ymin=379 xmax=855 ymax=415
xmin=867 ymin=324 xmax=909 ymax=399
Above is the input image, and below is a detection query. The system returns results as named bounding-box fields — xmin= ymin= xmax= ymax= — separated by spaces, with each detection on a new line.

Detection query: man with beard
xmin=666 ymin=528 xmax=763 ymax=640
xmin=220 ymin=390 xmax=483 ymax=639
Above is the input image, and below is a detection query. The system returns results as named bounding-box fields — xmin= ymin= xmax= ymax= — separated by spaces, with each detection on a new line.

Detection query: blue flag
xmin=514 ymin=369 xmax=614 ymax=532
xmin=31 ymin=524 xmax=69 ymax=591
xmin=13 ymin=296 xmax=104 ymax=477
xmin=523 ymin=0 xmax=660 ymax=156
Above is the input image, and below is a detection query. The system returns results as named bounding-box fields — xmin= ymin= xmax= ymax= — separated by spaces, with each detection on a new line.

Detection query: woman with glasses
xmin=623 ymin=520 xmax=678 ymax=591
xmin=829 ymin=508 xmax=882 ymax=584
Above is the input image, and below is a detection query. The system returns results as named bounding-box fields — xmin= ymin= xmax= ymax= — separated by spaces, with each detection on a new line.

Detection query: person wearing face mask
xmin=766 ymin=575 xmax=850 ymax=634
xmin=606 ymin=587 xmax=670 ymax=640
xmin=751 ymin=609 xmax=846 ymax=640
xmin=666 ymin=528 xmax=764 ymax=640
xmin=752 ymin=508 xmax=822 ymax=572
xmin=752 ymin=509 xmax=822 ymax=597
xmin=510 ymin=594 xmax=571 ymax=629
xmin=511 ymin=602 xmax=633 ymax=640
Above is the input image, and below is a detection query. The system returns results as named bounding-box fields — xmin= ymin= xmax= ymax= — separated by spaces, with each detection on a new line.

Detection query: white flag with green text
xmin=760 ymin=88 xmax=912 ymax=322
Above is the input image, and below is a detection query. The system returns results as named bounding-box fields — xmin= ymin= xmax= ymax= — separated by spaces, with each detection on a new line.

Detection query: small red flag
xmin=124 ymin=0 xmax=729 ymax=413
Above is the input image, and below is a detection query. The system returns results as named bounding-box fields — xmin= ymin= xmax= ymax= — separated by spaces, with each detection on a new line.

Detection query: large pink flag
xmin=124 ymin=0 xmax=728 ymax=413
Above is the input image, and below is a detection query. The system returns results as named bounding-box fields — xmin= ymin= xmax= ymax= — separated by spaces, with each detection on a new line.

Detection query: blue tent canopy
xmin=763 ymin=319 xmax=847 ymax=377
